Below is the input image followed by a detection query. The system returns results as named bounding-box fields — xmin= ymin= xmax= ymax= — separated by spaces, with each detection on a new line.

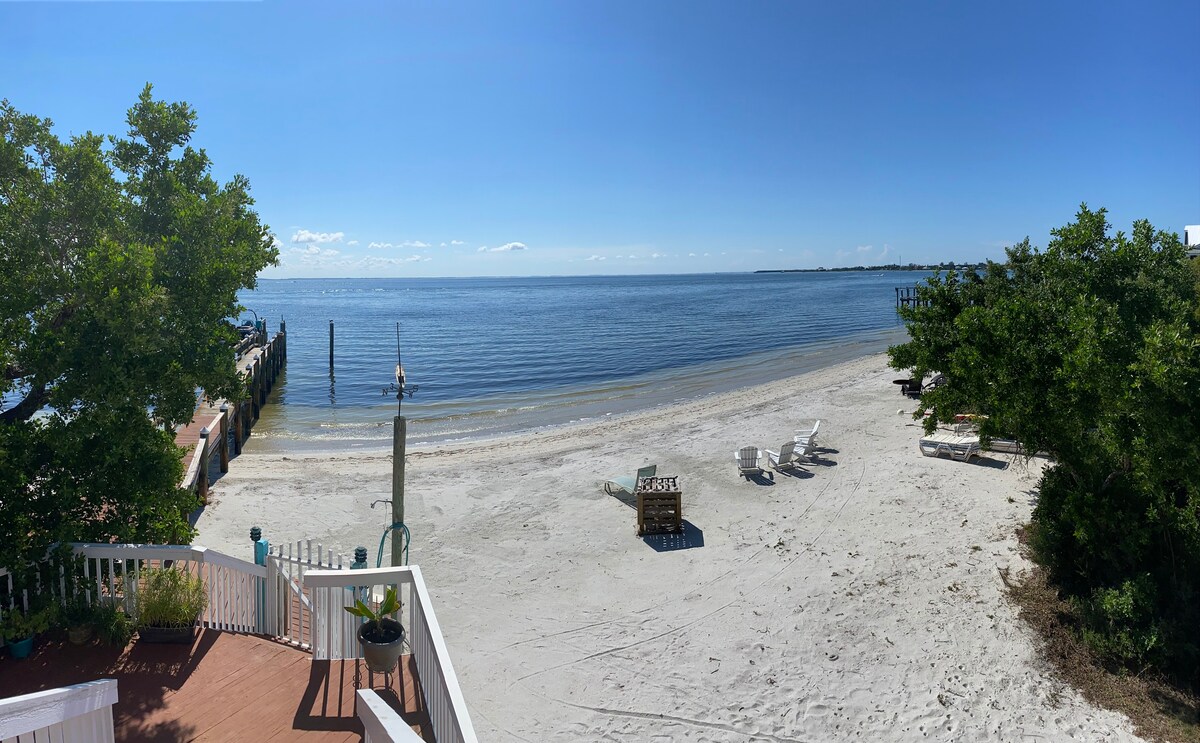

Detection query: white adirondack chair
xmin=734 ymin=446 xmax=764 ymax=478
xmin=767 ymin=440 xmax=811 ymax=472
xmin=794 ymin=419 xmax=821 ymax=448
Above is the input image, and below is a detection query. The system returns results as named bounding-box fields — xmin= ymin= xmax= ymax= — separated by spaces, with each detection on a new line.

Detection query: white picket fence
xmin=0 ymin=679 xmax=117 ymax=743
xmin=306 ymin=565 xmax=478 ymax=743
xmin=265 ymin=540 xmax=350 ymax=651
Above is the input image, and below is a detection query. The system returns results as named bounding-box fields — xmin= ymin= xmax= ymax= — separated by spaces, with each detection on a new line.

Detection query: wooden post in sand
xmin=233 ymin=400 xmax=243 ymax=454
xmin=329 ymin=320 xmax=335 ymax=370
xmin=219 ymin=404 xmax=230 ymax=473
xmin=198 ymin=427 xmax=210 ymax=504
xmin=392 ymin=412 xmax=406 ymax=567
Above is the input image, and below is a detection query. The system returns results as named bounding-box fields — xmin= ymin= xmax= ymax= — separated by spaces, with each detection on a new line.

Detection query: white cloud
xmin=585 ymin=255 xmax=606 ymax=261
xmin=479 ymin=242 xmax=527 ymax=253
xmin=856 ymin=244 xmax=873 ymax=253
xmin=347 ymin=240 xmax=359 ymax=246
xmin=704 ymin=253 xmax=710 ymax=257
xmin=451 ymin=240 xmax=465 ymax=246
xmin=291 ymin=229 xmax=344 ymax=244
xmin=440 ymin=242 xmax=447 ymax=248
xmin=628 ymin=254 xmax=637 ymax=259
xmin=688 ymin=253 xmax=697 ymax=257
xmin=271 ymin=235 xmax=284 ymax=249
xmin=651 ymin=252 xmax=664 ymax=259
xmin=369 ymin=240 xmax=429 ymax=250
xmin=880 ymin=244 xmax=892 ymax=256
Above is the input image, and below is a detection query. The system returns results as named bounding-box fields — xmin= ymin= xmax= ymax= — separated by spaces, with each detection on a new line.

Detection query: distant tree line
xmin=756 ymin=262 xmax=987 ymax=273
xmin=889 ymin=205 xmax=1200 ymax=692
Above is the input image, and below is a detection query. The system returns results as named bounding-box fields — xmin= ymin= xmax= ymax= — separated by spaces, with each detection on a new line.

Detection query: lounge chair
xmin=794 ymin=419 xmax=821 ymax=448
xmin=604 ymin=464 xmax=657 ymax=495
xmin=902 ymin=373 xmax=946 ymax=399
xmin=766 ymin=440 xmax=812 ymax=472
xmin=918 ymin=431 xmax=980 ymax=461
xmin=734 ymin=446 xmax=765 ymax=478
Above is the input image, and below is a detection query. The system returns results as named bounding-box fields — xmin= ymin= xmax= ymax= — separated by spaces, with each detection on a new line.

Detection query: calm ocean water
xmin=238 ymin=272 xmax=920 ymax=447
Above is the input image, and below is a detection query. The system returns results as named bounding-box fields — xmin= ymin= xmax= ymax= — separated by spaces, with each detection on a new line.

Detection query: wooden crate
xmin=636 ymin=490 xmax=682 ymax=536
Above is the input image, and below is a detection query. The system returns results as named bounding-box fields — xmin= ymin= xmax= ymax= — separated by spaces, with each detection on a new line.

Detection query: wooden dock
xmin=177 ymin=322 xmax=287 ymax=504
xmin=895 ymin=286 xmax=928 ymax=308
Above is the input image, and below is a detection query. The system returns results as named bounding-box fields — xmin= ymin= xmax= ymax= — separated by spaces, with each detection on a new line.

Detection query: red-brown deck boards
xmin=0 ymin=629 xmax=431 ymax=742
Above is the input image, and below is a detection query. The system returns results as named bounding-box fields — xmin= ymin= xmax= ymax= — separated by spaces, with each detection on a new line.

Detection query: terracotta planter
xmin=358 ymin=618 xmax=405 ymax=673
xmin=68 ymin=625 xmax=94 ymax=645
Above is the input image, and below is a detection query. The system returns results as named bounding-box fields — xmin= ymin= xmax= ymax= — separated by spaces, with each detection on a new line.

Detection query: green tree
xmin=0 ymin=86 xmax=277 ymax=569
xmin=890 ymin=205 xmax=1200 ymax=690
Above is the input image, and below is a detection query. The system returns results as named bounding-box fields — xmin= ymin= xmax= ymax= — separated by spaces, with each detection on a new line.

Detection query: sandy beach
xmin=195 ymin=352 xmax=1143 ymax=741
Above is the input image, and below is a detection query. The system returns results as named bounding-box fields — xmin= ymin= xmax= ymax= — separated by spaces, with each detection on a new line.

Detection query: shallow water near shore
xmin=238 ymin=272 xmax=919 ymax=448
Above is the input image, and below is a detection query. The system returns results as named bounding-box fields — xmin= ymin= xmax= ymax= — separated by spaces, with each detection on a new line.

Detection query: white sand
xmin=195 ymin=353 xmax=1143 ymax=741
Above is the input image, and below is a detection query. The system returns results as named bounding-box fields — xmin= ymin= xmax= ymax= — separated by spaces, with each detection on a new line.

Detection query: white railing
xmin=357 ymin=689 xmax=426 ymax=743
xmin=70 ymin=544 xmax=266 ymax=634
xmin=304 ymin=565 xmax=478 ymax=743
xmin=0 ymin=679 xmax=118 ymax=743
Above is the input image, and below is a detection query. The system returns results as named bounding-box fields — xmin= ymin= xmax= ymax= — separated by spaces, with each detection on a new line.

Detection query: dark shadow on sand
xmin=642 ymin=521 xmax=704 ymax=552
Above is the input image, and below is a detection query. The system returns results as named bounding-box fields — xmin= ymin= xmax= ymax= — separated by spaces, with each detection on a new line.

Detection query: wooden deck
xmin=0 ymin=629 xmax=430 ymax=742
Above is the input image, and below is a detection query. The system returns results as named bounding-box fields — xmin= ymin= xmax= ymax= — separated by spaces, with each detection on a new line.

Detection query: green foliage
xmin=344 ymin=586 xmax=401 ymax=623
xmin=0 ymin=86 xmax=277 ymax=570
xmin=1 ymin=604 xmax=54 ymax=641
xmin=890 ymin=206 xmax=1200 ymax=690
xmin=93 ymin=602 xmax=135 ymax=647
xmin=135 ymin=567 xmax=208 ymax=629
xmin=59 ymin=594 xmax=98 ymax=628
xmin=344 ymin=586 xmax=402 ymax=642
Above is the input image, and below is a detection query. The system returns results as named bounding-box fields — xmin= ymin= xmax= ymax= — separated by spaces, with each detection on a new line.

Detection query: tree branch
xmin=0 ymin=382 xmax=47 ymax=424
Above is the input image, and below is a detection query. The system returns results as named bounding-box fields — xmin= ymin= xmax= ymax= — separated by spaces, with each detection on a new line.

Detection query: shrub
xmin=93 ymin=602 xmax=135 ymax=646
xmin=136 ymin=567 xmax=208 ymax=629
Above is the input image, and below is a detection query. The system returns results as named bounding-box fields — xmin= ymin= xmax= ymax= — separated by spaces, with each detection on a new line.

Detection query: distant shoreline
xmin=756 ymin=264 xmax=985 ymax=274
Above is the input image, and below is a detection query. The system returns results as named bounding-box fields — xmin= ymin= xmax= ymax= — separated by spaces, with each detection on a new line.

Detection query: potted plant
xmin=345 ymin=586 xmax=406 ymax=672
xmin=61 ymin=595 xmax=97 ymax=645
xmin=1 ymin=605 xmax=53 ymax=659
xmin=135 ymin=566 xmax=208 ymax=643
xmin=93 ymin=601 xmax=135 ymax=647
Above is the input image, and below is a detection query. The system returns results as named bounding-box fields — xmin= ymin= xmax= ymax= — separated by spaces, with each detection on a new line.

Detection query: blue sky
xmin=3 ymin=1 xmax=1197 ymax=278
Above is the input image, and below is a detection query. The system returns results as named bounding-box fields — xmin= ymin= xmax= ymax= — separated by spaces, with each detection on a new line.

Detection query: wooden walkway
xmin=0 ymin=629 xmax=430 ymax=742
xmin=176 ymin=328 xmax=286 ymax=501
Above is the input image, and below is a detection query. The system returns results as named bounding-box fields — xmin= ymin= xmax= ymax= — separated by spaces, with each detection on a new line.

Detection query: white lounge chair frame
xmin=918 ymin=431 xmax=981 ymax=461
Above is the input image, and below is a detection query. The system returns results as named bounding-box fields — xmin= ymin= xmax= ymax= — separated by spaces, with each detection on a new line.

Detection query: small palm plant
xmin=344 ymin=586 xmax=405 ymax=672
xmin=344 ymin=586 xmax=402 ymax=643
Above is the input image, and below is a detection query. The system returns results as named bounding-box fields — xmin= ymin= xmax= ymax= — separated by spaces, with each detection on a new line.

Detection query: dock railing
xmin=0 ymin=679 xmax=118 ymax=743
xmin=305 ymin=565 xmax=478 ymax=743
